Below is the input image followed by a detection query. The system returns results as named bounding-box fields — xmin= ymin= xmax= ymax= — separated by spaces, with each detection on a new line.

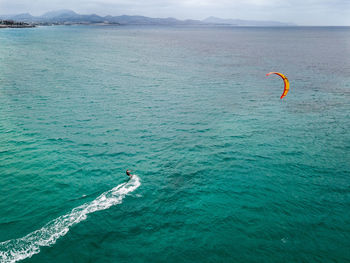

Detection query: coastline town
xmin=0 ymin=19 xmax=35 ymax=28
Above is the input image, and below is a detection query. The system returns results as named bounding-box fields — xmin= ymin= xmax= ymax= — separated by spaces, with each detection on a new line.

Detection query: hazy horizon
xmin=0 ymin=0 xmax=349 ymax=26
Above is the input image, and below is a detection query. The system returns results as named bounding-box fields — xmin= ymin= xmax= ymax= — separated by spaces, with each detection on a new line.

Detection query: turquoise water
xmin=0 ymin=26 xmax=350 ymax=262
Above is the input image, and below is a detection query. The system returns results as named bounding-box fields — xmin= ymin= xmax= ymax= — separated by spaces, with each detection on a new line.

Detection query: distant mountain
xmin=0 ymin=13 xmax=35 ymax=22
xmin=0 ymin=10 xmax=296 ymax=26
xmin=38 ymin=10 xmax=106 ymax=23
xmin=40 ymin=9 xmax=78 ymax=19
xmin=0 ymin=10 xmax=202 ymax=25
xmin=203 ymin=16 xmax=295 ymax=26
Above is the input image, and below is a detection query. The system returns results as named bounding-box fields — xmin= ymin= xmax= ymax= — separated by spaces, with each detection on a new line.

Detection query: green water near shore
xmin=0 ymin=26 xmax=350 ymax=262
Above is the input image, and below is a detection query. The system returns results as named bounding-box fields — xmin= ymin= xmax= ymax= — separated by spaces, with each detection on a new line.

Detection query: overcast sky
xmin=0 ymin=0 xmax=349 ymax=25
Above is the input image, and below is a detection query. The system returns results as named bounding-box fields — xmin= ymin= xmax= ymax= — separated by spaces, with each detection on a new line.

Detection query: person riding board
xmin=126 ymin=169 xmax=133 ymax=178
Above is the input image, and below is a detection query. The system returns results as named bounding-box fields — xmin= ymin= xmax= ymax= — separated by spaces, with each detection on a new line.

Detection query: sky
xmin=0 ymin=0 xmax=349 ymax=26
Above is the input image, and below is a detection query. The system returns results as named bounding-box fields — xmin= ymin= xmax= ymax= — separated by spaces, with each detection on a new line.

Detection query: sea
xmin=0 ymin=25 xmax=349 ymax=262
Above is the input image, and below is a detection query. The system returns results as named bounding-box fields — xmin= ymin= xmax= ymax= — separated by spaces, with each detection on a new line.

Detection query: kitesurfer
xmin=126 ymin=169 xmax=133 ymax=178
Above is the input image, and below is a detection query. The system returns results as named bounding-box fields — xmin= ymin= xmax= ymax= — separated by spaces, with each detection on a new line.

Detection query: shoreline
xmin=0 ymin=24 xmax=36 ymax=28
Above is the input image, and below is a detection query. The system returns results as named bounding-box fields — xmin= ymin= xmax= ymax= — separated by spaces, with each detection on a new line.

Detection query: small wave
xmin=0 ymin=176 xmax=141 ymax=263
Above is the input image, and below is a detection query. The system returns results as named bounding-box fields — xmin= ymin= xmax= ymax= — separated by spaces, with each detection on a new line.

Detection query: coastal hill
xmin=0 ymin=10 xmax=295 ymax=26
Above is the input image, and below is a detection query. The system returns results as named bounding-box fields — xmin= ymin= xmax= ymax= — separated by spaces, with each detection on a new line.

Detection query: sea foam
xmin=0 ymin=176 xmax=141 ymax=263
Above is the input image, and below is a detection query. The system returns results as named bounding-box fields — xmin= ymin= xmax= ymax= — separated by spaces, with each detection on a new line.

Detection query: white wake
xmin=0 ymin=175 xmax=141 ymax=263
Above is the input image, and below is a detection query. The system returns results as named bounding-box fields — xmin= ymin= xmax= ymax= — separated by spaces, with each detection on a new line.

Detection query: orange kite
xmin=266 ymin=72 xmax=290 ymax=99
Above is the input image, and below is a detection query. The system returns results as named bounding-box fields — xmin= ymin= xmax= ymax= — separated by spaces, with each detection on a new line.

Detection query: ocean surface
xmin=0 ymin=25 xmax=349 ymax=262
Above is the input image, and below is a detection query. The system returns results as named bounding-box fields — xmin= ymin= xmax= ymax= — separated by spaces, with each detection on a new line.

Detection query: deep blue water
xmin=0 ymin=25 xmax=350 ymax=262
